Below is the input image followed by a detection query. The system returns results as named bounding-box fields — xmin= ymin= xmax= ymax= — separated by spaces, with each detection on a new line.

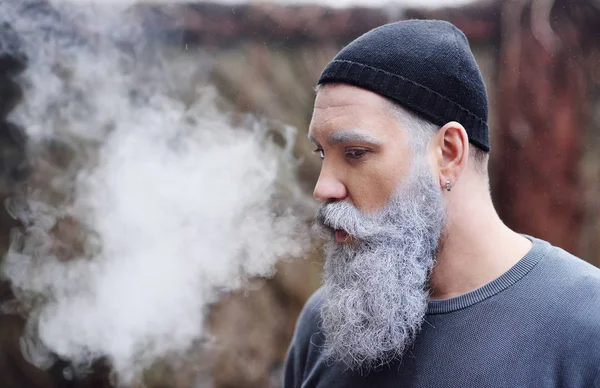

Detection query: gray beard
xmin=313 ymin=161 xmax=446 ymax=371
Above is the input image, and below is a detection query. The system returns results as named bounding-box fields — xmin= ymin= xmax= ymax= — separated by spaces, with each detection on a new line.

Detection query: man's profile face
xmin=307 ymin=83 xmax=446 ymax=370
xmin=308 ymin=83 xmax=415 ymax=213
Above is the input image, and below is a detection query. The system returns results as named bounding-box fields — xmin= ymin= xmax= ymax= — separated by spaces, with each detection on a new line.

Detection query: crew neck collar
xmin=427 ymin=236 xmax=550 ymax=315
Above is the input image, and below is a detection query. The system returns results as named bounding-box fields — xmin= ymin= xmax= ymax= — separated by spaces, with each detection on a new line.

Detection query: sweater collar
xmin=426 ymin=236 xmax=550 ymax=315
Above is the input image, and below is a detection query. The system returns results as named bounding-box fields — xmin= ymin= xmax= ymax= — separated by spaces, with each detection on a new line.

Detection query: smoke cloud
xmin=1 ymin=0 xmax=312 ymax=383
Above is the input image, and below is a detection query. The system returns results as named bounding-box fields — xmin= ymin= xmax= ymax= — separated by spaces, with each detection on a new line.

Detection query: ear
xmin=430 ymin=121 xmax=469 ymax=190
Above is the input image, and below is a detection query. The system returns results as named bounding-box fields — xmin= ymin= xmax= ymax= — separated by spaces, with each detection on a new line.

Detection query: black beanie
xmin=317 ymin=19 xmax=490 ymax=152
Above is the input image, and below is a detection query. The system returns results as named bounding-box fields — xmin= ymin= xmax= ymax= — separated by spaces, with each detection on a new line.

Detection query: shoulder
xmin=295 ymin=288 xmax=324 ymax=339
xmin=543 ymin=245 xmax=600 ymax=382
xmin=283 ymin=288 xmax=325 ymax=388
xmin=533 ymin=239 xmax=600 ymax=340
xmin=290 ymin=287 xmax=326 ymax=362
xmin=538 ymin=240 xmax=600 ymax=297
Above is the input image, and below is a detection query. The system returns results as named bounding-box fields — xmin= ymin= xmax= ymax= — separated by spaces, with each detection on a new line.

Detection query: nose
xmin=313 ymin=167 xmax=347 ymax=202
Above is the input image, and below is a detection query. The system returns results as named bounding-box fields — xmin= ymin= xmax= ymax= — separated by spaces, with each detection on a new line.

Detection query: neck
xmin=428 ymin=180 xmax=532 ymax=300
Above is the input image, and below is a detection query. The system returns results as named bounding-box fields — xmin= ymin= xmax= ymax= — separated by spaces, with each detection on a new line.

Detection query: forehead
xmin=308 ymin=84 xmax=401 ymax=143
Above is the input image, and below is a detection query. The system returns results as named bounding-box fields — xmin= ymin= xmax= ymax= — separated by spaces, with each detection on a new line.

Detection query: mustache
xmin=312 ymin=201 xmax=386 ymax=241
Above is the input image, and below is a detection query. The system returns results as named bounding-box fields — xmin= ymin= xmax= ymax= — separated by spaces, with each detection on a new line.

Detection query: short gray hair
xmin=313 ymin=84 xmax=488 ymax=173
xmin=384 ymin=99 xmax=489 ymax=174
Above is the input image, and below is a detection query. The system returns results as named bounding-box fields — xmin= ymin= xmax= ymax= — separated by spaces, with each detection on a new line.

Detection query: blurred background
xmin=1 ymin=0 xmax=600 ymax=386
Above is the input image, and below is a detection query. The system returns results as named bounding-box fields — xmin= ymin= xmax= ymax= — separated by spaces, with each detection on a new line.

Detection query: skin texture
xmin=308 ymin=83 xmax=532 ymax=301
xmin=309 ymin=84 xmax=413 ymax=213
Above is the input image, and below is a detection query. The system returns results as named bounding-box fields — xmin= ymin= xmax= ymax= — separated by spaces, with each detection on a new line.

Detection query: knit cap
xmin=318 ymin=19 xmax=490 ymax=152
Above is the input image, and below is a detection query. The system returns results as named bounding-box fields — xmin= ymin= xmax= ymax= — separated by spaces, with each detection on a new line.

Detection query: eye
xmin=313 ymin=148 xmax=325 ymax=160
xmin=345 ymin=148 xmax=369 ymax=160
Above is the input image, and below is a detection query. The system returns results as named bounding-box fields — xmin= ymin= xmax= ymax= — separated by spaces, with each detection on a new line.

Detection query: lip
xmin=335 ymin=229 xmax=351 ymax=243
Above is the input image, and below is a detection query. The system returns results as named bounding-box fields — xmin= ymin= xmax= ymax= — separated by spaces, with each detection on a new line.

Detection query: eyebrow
xmin=308 ymin=129 xmax=383 ymax=146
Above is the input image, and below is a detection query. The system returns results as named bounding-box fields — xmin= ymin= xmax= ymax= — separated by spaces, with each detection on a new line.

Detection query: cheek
xmin=346 ymin=154 xmax=410 ymax=212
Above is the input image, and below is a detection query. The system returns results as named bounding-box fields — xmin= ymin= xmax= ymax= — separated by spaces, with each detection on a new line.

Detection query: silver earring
xmin=445 ymin=180 xmax=451 ymax=192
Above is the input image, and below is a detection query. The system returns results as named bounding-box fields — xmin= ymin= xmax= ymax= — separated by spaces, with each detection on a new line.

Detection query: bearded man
xmin=283 ymin=19 xmax=600 ymax=388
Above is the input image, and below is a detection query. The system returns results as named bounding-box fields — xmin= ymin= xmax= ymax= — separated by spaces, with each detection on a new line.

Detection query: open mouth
xmin=335 ymin=229 xmax=351 ymax=243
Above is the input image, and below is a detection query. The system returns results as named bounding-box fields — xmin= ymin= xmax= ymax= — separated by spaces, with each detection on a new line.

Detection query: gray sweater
xmin=284 ymin=237 xmax=600 ymax=388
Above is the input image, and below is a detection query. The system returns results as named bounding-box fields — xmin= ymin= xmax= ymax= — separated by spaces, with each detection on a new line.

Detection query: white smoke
xmin=1 ymin=0 xmax=312 ymax=383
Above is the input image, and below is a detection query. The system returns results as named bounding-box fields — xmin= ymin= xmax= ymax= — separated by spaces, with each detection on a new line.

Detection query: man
xmin=283 ymin=19 xmax=600 ymax=388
